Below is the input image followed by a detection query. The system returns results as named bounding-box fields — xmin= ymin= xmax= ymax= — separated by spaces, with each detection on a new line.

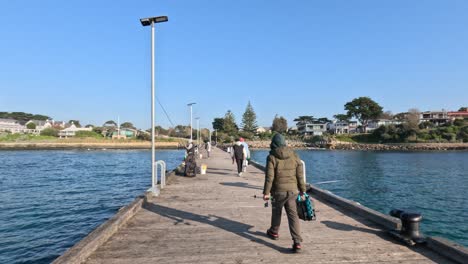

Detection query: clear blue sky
xmin=1 ymin=0 xmax=467 ymax=129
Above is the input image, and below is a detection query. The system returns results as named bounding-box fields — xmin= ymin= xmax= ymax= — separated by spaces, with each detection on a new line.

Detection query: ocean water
xmin=251 ymin=149 xmax=468 ymax=247
xmin=0 ymin=149 xmax=184 ymax=264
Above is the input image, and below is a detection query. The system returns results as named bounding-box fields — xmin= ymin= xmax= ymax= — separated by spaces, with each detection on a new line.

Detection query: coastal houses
xmin=419 ymin=110 xmax=450 ymax=126
xmin=366 ymin=119 xmax=402 ymax=132
xmin=256 ymin=126 xmax=271 ymax=134
xmin=298 ymin=122 xmax=328 ymax=136
xmin=448 ymin=109 xmax=468 ymax=120
xmin=328 ymin=120 xmax=358 ymax=134
xmin=58 ymin=123 xmax=92 ymax=138
xmin=111 ymin=128 xmax=138 ymax=139
xmin=0 ymin=118 xmax=26 ymax=133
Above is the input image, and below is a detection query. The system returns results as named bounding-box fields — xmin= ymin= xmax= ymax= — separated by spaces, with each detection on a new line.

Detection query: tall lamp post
xmin=140 ymin=16 xmax=168 ymax=192
xmin=187 ymin=102 xmax=196 ymax=142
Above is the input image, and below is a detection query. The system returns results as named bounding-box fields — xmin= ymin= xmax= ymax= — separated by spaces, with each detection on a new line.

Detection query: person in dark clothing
xmin=231 ymin=139 xmax=246 ymax=176
xmin=263 ymin=133 xmax=306 ymax=253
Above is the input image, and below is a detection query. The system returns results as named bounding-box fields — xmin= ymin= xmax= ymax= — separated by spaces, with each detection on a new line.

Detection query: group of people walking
xmin=185 ymin=134 xmax=306 ymax=253
xmin=229 ymin=134 xmax=306 ymax=253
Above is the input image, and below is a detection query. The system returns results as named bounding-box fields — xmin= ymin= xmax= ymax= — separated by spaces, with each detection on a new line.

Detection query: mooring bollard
xmin=389 ymin=209 xmax=425 ymax=245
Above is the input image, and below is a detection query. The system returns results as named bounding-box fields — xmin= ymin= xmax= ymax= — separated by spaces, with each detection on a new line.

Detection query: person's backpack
xmin=296 ymin=193 xmax=316 ymax=221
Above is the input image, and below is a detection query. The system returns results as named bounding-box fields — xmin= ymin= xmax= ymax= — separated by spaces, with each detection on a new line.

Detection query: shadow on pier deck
xmin=55 ymin=147 xmax=465 ymax=264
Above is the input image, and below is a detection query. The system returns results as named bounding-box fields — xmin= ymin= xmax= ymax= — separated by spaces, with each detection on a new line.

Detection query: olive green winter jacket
xmin=263 ymin=146 xmax=306 ymax=195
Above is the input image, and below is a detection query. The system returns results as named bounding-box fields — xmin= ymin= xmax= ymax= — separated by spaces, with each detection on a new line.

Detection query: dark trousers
xmin=270 ymin=191 xmax=302 ymax=243
xmin=235 ymin=159 xmax=243 ymax=173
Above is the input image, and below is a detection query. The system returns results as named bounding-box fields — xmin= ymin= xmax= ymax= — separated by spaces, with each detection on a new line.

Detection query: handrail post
xmin=148 ymin=160 xmax=166 ymax=196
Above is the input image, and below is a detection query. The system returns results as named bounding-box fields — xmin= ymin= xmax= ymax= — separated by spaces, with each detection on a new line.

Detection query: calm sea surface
xmin=0 ymin=149 xmax=184 ymax=264
xmin=251 ymin=150 xmax=468 ymax=247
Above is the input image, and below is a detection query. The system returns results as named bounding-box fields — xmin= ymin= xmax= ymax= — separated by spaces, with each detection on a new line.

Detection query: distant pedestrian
xmin=263 ymin=133 xmax=306 ymax=253
xmin=231 ymin=138 xmax=246 ymax=176
xmin=206 ymin=141 xmax=212 ymax=158
xmin=184 ymin=141 xmax=197 ymax=177
xmin=239 ymin=137 xmax=250 ymax=172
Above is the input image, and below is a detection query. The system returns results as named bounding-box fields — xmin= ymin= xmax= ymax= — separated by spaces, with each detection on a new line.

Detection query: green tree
xmin=223 ymin=110 xmax=238 ymax=136
xmin=457 ymin=126 xmax=468 ymax=142
xmin=0 ymin=112 xmax=50 ymax=121
xmin=31 ymin=114 xmax=50 ymax=120
xmin=212 ymin=118 xmax=225 ymax=131
xmin=293 ymin=116 xmax=316 ymax=126
xmin=458 ymin=107 xmax=467 ymax=112
xmin=317 ymin=117 xmax=331 ymax=123
xmin=121 ymin=122 xmax=135 ymax=129
xmin=272 ymin=115 xmax=288 ymax=133
xmin=173 ymin=125 xmax=190 ymax=138
xmin=344 ymin=97 xmax=383 ymax=130
xmin=154 ymin=125 xmax=169 ymax=136
xmin=68 ymin=120 xmax=81 ymax=127
xmin=333 ymin=114 xmax=349 ymax=122
xmin=26 ymin=123 xmax=36 ymax=129
xmin=103 ymin=120 xmax=117 ymax=127
xmin=453 ymin=119 xmax=466 ymax=127
xmin=241 ymin=101 xmax=258 ymax=133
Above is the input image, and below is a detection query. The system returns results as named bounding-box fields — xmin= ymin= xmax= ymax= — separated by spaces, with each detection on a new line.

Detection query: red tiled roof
xmin=448 ymin=111 xmax=468 ymax=116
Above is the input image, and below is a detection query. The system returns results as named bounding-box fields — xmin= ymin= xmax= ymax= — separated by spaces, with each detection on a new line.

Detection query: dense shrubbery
xmin=372 ymin=120 xmax=467 ymax=143
xmin=40 ymin=128 xmax=58 ymax=137
xmin=74 ymin=131 xmax=103 ymax=138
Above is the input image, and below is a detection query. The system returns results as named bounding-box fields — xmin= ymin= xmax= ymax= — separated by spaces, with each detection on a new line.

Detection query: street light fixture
xmin=187 ymin=102 xmax=196 ymax=142
xmin=140 ymin=15 xmax=168 ymax=195
xmin=140 ymin=16 xmax=169 ymax=26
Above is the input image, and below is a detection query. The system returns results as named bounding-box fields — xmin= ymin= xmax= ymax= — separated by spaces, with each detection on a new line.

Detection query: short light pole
xmin=140 ymin=16 xmax=168 ymax=194
xmin=187 ymin=102 xmax=196 ymax=142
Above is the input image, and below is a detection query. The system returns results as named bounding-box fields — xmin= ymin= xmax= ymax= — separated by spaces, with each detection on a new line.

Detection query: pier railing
xmin=148 ymin=160 xmax=166 ymax=196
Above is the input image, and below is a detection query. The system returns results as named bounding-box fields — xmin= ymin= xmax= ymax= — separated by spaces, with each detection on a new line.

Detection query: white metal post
xmin=190 ymin=105 xmax=193 ymax=142
xmin=151 ymin=21 xmax=156 ymax=189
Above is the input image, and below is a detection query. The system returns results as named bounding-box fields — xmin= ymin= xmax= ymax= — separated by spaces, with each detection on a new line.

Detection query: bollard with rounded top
xmin=401 ymin=212 xmax=422 ymax=239
xmin=390 ymin=209 xmax=424 ymax=244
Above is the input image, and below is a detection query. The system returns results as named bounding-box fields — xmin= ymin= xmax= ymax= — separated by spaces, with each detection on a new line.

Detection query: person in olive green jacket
xmin=263 ymin=133 xmax=306 ymax=253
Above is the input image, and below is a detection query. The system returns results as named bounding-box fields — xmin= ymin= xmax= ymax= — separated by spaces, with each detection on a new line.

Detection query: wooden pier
xmin=55 ymin=147 xmax=465 ymax=264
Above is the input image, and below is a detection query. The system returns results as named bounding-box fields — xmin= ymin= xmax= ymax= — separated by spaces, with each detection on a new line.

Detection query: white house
xmin=297 ymin=122 xmax=328 ymax=136
xmin=0 ymin=118 xmax=26 ymax=133
xmin=328 ymin=120 xmax=358 ymax=134
xmin=366 ymin=119 xmax=402 ymax=132
xmin=58 ymin=124 xmax=92 ymax=138
xmin=420 ymin=110 xmax=450 ymax=126
xmin=256 ymin=127 xmax=271 ymax=134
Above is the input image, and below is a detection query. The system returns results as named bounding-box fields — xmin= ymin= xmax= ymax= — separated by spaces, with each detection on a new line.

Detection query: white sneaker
xmin=238 ymin=172 xmax=242 ymax=176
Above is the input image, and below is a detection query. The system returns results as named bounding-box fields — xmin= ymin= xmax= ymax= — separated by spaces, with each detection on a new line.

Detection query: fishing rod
xmin=314 ymin=180 xmax=341 ymax=185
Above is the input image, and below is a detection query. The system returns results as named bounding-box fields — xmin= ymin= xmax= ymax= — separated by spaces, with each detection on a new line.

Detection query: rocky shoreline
xmin=234 ymin=141 xmax=468 ymax=151
xmin=329 ymin=142 xmax=468 ymax=151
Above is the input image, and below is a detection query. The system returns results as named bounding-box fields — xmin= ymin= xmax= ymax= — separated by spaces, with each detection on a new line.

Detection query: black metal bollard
xmin=390 ymin=209 xmax=424 ymax=244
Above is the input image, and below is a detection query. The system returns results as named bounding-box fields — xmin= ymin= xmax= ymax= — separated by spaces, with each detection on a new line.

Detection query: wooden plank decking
xmin=84 ymin=147 xmax=455 ymax=264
